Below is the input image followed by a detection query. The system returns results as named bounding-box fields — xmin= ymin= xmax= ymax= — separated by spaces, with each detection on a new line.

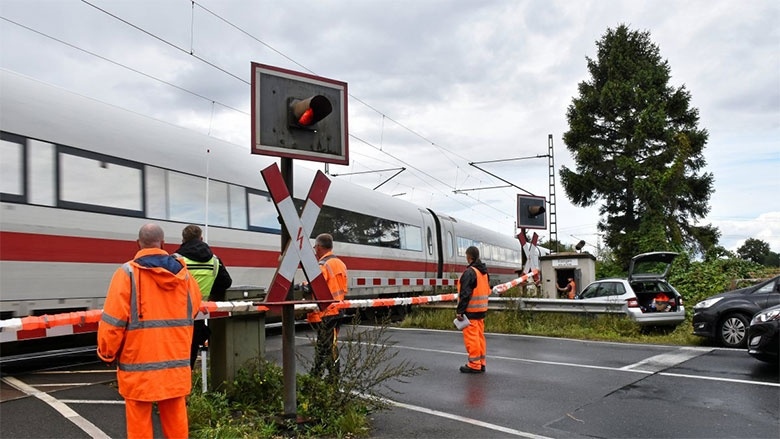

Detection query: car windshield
xmin=580 ymin=282 xmax=626 ymax=299
xmin=752 ymin=277 xmax=780 ymax=294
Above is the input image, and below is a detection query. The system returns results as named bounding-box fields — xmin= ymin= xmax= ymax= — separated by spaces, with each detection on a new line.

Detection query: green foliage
xmin=188 ymin=318 xmax=424 ymax=438
xmin=737 ymin=238 xmax=772 ymax=265
xmin=188 ymin=379 xmax=279 ymax=439
xmin=764 ymin=251 xmax=780 ymax=267
xmin=560 ymin=24 xmax=715 ymax=269
xmin=667 ymin=252 xmax=772 ymax=317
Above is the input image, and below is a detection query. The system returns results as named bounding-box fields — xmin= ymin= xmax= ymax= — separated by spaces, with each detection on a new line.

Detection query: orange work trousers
xmin=462 ymin=318 xmax=486 ymax=370
xmin=125 ymin=396 xmax=188 ymax=439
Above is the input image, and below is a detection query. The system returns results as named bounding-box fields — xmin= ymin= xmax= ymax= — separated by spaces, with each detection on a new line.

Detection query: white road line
xmin=369 ymin=395 xmax=553 ymax=439
xmin=620 ymin=347 xmax=711 ymax=372
xmin=2 ymin=376 xmax=111 ymax=439
xmin=324 ymin=334 xmax=778 ymax=388
xmin=59 ymin=399 xmax=125 ymax=404
xmin=659 ymin=372 xmax=780 ymax=387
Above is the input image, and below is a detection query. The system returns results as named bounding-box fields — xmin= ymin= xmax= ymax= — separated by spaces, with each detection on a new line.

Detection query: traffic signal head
xmin=251 ymin=62 xmax=349 ymax=165
xmin=527 ymin=205 xmax=545 ymax=218
xmin=517 ymin=194 xmax=547 ymax=230
xmin=289 ymin=95 xmax=332 ymax=129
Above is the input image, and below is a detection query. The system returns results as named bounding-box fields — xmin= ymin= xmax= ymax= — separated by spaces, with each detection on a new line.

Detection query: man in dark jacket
xmin=175 ymin=224 xmax=232 ymax=368
xmin=456 ymin=246 xmax=489 ymax=373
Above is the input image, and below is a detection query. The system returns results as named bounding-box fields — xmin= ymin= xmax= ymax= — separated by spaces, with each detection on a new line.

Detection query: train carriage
xmin=0 ymin=69 xmax=523 ymax=321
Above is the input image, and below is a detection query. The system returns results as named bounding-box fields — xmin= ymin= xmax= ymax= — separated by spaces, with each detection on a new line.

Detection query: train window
xmin=167 ymin=172 xmax=206 ymax=224
xmin=28 ymin=140 xmax=55 ymax=206
xmin=162 ymin=172 xmax=229 ymax=227
xmin=206 ymin=180 xmax=230 ymax=227
xmin=447 ymin=231 xmax=454 ymax=258
xmin=0 ymin=135 xmax=24 ymax=201
xmin=457 ymin=236 xmax=468 ymax=256
xmin=248 ymin=190 xmax=281 ymax=233
xmin=59 ymin=147 xmax=142 ymax=213
xmin=145 ymin=167 xmax=167 ymax=219
xmin=229 ymin=184 xmax=247 ymax=229
xmin=309 ymin=204 xmax=421 ymax=251
xmin=426 ymin=227 xmax=433 ymax=255
xmin=400 ymin=223 xmax=422 ymax=251
xmin=481 ymin=244 xmax=491 ymax=261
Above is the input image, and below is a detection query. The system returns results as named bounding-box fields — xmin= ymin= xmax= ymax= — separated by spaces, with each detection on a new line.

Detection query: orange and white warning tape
xmin=0 ymin=293 xmax=458 ymax=342
xmin=491 ymin=269 xmax=539 ymax=294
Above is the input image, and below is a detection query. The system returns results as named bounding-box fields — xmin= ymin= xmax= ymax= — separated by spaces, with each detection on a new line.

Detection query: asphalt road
xmin=1 ymin=326 xmax=778 ymax=438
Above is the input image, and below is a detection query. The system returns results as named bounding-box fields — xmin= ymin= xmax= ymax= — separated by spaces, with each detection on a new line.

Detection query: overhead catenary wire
xmin=1 ymin=1 xmax=525 ymax=225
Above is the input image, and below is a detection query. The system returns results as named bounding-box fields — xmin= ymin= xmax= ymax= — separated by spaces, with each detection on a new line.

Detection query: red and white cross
xmin=260 ymin=163 xmax=333 ymax=310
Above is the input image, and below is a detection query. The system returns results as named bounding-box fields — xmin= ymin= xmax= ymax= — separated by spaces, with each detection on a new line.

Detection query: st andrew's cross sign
xmin=260 ymin=163 xmax=335 ymax=310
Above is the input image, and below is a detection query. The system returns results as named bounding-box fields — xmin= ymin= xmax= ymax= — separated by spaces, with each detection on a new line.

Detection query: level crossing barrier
xmin=0 ymin=283 xmax=460 ymax=343
xmin=2 ymin=270 xmax=580 ymax=343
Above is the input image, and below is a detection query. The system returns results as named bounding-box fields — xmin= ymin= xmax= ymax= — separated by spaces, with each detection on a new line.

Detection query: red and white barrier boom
xmin=491 ymin=269 xmax=539 ymax=295
xmin=0 ymin=291 xmax=459 ymax=343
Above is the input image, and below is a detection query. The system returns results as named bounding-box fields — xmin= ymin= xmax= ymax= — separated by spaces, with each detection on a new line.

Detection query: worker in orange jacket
xmin=557 ymin=277 xmax=577 ymax=299
xmin=97 ymin=223 xmax=202 ymax=439
xmin=304 ymin=233 xmax=348 ymax=379
xmin=456 ymin=245 xmax=489 ymax=373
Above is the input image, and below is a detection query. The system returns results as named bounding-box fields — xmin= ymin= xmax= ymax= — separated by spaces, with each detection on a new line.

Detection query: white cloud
xmin=1 ymin=0 xmax=777 ymax=253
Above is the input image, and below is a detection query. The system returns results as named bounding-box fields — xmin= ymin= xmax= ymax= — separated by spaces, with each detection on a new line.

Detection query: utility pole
xmin=547 ymin=135 xmax=558 ymax=252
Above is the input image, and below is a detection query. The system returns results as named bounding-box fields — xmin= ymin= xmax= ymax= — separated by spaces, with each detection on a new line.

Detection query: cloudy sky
xmin=1 ymin=0 xmax=778 ymax=253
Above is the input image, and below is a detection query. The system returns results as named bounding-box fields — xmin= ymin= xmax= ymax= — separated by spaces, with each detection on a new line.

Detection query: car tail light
xmin=626 ymin=298 xmax=639 ymax=308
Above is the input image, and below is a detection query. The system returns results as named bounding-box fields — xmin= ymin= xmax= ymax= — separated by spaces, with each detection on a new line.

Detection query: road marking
xmin=31 ymin=383 xmax=101 ymax=387
xmin=59 ymin=399 xmax=125 ymax=404
xmin=658 ymin=372 xmax=780 ymax=387
xmin=326 ymin=332 xmax=779 ymax=388
xmin=620 ymin=347 xmax=711 ymax=372
xmin=368 ymin=394 xmax=553 ymax=439
xmin=2 ymin=376 xmax=111 ymax=439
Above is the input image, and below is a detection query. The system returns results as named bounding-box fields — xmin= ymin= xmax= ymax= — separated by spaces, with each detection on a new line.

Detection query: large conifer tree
xmin=560 ymin=25 xmax=718 ymax=269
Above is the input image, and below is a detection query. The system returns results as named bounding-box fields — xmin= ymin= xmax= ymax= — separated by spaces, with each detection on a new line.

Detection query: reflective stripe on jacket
xmin=307 ymin=252 xmax=348 ymax=323
xmin=97 ymin=248 xmax=202 ymax=401
xmin=179 ymin=254 xmax=219 ymax=299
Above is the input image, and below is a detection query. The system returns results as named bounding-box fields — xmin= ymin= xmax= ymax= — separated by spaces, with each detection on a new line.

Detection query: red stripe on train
xmin=0 ymin=231 xmax=519 ymax=275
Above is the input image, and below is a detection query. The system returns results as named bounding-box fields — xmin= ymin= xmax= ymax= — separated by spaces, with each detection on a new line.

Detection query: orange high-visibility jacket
xmin=458 ymin=266 xmax=490 ymax=318
xmin=97 ymin=248 xmax=202 ymax=401
xmin=566 ymin=280 xmax=577 ymax=299
xmin=307 ymin=252 xmax=348 ymax=323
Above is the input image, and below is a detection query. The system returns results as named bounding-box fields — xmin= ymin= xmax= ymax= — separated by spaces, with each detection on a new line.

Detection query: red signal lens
xmin=298 ymin=108 xmax=315 ymax=126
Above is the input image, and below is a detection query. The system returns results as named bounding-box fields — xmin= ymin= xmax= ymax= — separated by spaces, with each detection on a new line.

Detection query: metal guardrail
xmin=424 ymin=297 xmax=628 ymax=316
xmin=492 ymin=297 xmax=628 ymax=314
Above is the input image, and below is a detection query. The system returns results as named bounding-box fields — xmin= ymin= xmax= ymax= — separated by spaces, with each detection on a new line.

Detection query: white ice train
xmin=0 ymin=69 xmax=523 ymax=321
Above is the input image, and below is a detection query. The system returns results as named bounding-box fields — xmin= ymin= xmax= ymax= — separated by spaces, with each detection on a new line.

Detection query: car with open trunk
xmin=576 ymin=252 xmax=684 ymax=327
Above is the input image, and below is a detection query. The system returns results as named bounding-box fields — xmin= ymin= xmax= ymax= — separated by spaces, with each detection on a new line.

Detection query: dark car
xmin=692 ymin=275 xmax=780 ymax=348
xmin=747 ymin=304 xmax=780 ymax=363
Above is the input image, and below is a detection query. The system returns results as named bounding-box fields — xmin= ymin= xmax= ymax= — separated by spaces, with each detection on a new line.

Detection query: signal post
xmin=250 ymin=63 xmax=348 ymax=419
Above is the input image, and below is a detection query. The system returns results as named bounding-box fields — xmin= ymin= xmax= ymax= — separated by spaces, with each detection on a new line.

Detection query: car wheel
xmin=717 ymin=313 xmax=750 ymax=348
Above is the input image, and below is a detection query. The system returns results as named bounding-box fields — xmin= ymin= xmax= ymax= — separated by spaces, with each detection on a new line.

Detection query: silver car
xmin=576 ymin=252 xmax=685 ymax=327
